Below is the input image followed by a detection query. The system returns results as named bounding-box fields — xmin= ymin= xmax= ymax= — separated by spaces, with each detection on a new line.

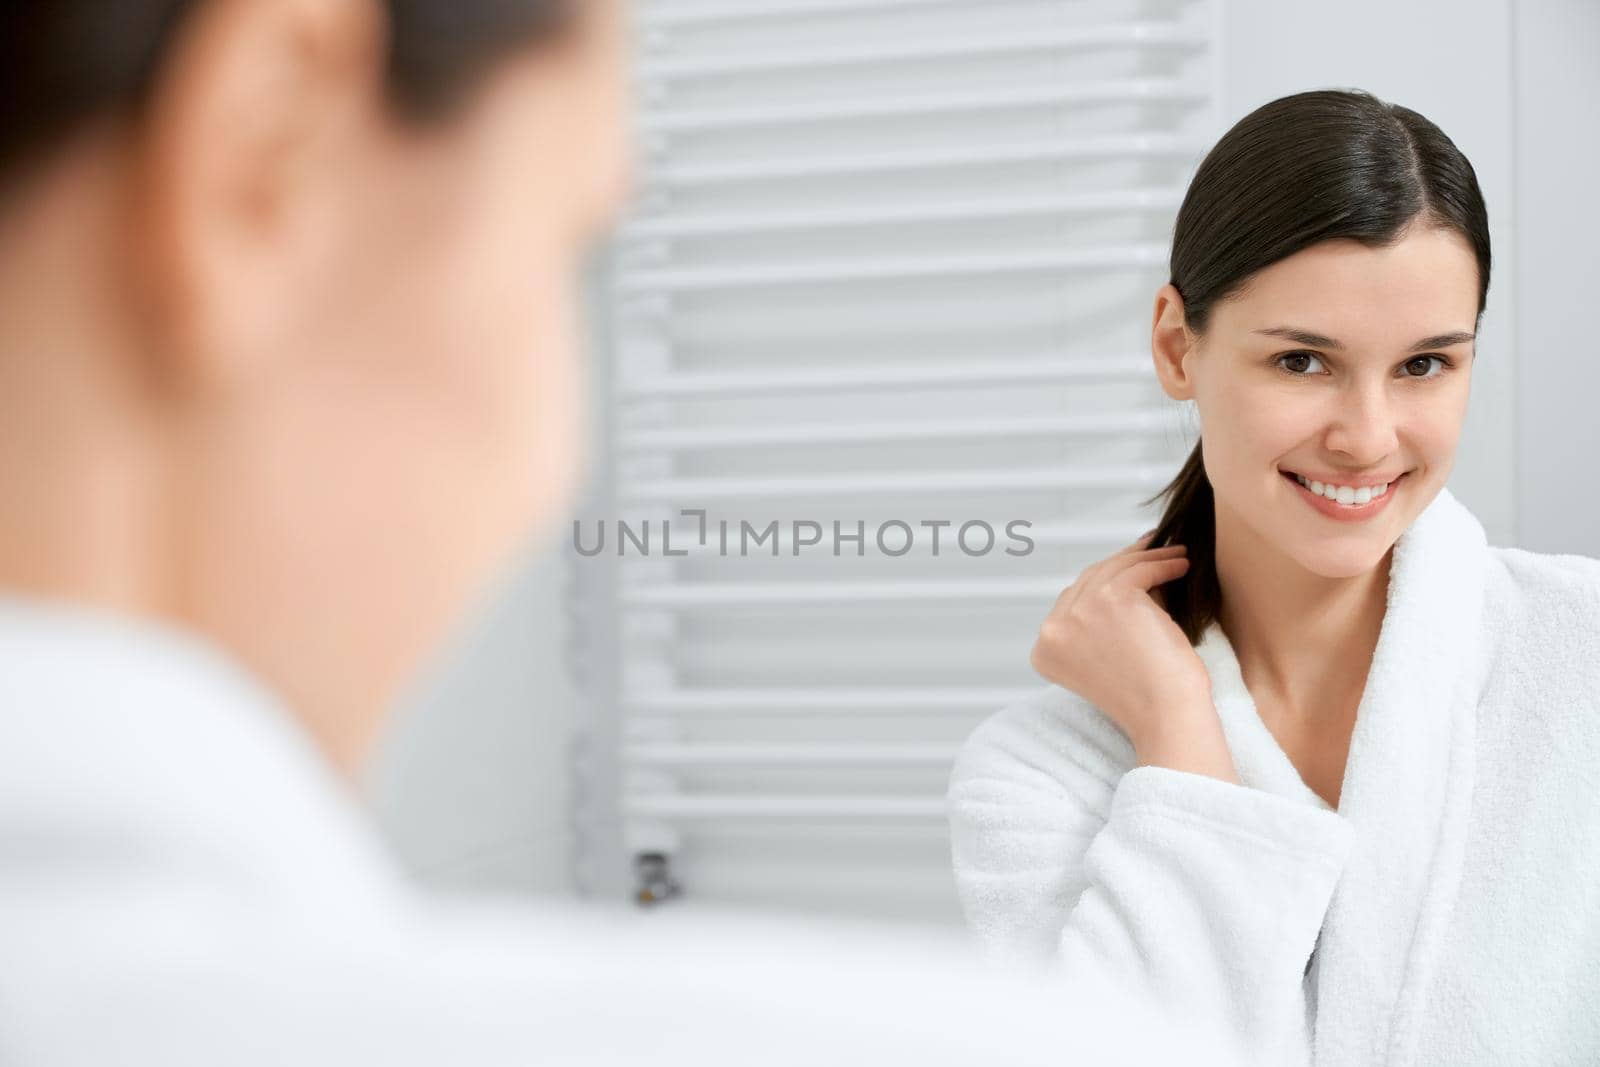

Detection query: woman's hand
xmin=1029 ymin=534 xmax=1237 ymax=781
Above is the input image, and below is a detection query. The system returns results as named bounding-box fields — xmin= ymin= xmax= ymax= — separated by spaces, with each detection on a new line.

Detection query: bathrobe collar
xmin=1193 ymin=485 xmax=1489 ymax=1067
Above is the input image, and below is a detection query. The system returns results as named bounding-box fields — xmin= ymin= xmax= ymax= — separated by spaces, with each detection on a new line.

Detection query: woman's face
xmin=1155 ymin=225 xmax=1480 ymax=579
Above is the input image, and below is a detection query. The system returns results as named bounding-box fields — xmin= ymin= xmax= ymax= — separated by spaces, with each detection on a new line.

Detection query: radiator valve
xmin=633 ymin=851 xmax=682 ymax=906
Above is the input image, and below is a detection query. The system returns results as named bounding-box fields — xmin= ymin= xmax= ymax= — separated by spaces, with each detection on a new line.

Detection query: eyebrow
xmin=1253 ymin=326 xmax=1477 ymax=353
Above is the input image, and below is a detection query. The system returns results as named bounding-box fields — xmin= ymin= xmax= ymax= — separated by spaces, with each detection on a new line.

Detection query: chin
xmin=1290 ymin=541 xmax=1395 ymax=580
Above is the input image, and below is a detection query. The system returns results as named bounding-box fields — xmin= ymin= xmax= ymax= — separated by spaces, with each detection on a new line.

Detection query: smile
xmin=1280 ymin=469 xmax=1410 ymax=522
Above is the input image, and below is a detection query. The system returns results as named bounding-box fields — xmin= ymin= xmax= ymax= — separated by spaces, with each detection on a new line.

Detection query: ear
xmin=1150 ymin=282 xmax=1199 ymax=402
xmin=129 ymin=0 xmax=385 ymax=393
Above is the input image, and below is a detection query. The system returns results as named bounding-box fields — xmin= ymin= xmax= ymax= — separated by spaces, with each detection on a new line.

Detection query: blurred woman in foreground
xmin=0 ymin=2 xmax=1240 ymax=1064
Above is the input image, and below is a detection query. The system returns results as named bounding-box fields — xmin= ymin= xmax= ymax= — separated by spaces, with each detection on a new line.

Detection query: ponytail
xmin=1142 ymin=442 xmax=1219 ymax=646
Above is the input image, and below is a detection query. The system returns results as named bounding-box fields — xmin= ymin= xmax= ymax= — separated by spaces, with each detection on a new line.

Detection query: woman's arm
xmin=946 ymin=689 xmax=1353 ymax=1065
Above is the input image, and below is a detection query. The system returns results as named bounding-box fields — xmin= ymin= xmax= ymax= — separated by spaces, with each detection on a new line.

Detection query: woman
xmin=947 ymin=88 xmax=1600 ymax=1067
xmin=0 ymin=3 xmax=1220 ymax=1065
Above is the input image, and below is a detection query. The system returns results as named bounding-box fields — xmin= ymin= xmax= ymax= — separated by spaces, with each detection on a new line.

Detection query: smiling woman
xmin=1145 ymin=89 xmax=1490 ymax=644
xmin=948 ymin=88 xmax=1600 ymax=1067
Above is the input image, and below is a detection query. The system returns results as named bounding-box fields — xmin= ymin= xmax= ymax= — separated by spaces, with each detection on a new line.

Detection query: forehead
xmin=1213 ymin=226 xmax=1480 ymax=350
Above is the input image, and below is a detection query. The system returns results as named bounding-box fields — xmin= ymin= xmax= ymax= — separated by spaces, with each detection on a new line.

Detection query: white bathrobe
xmin=0 ymin=593 xmax=1239 ymax=1066
xmin=947 ymin=486 xmax=1600 ymax=1066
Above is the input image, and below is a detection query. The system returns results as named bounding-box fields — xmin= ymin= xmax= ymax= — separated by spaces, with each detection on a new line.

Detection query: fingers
xmin=1057 ymin=542 xmax=1187 ymax=612
xmin=1117 ymin=554 xmax=1192 ymax=591
xmin=1099 ymin=543 xmax=1186 ymax=578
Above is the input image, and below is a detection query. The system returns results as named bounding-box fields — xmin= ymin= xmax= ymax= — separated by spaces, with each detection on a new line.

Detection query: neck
xmin=1213 ymin=496 xmax=1392 ymax=718
xmin=0 ymin=146 xmax=176 ymax=624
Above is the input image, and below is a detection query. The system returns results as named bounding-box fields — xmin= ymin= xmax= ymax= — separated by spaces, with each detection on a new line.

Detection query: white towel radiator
xmin=569 ymin=0 xmax=1225 ymax=923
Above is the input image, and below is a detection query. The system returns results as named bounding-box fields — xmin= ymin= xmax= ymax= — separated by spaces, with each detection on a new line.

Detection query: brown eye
xmin=1277 ymin=352 xmax=1322 ymax=375
xmin=1403 ymin=356 xmax=1444 ymax=378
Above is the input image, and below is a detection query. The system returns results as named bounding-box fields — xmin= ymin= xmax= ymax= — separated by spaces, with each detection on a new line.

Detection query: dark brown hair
xmin=1145 ymin=88 xmax=1491 ymax=645
xmin=0 ymin=0 xmax=577 ymax=185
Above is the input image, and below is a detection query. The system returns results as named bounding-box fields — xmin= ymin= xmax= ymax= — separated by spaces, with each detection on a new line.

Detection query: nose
xmin=1323 ymin=381 xmax=1400 ymax=466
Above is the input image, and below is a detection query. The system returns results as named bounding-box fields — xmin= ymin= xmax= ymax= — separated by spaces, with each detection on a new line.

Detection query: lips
xmin=1282 ymin=469 xmax=1408 ymax=521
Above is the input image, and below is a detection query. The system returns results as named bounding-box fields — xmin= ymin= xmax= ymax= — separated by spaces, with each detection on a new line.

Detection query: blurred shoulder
xmin=949 ymin=683 xmax=1136 ymax=796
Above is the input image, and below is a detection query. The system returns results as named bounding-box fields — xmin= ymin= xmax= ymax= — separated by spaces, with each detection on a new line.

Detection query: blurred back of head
xmin=0 ymin=0 xmax=632 ymax=774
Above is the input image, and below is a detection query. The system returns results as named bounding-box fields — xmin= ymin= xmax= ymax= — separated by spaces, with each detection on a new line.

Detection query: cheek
xmin=374 ymin=186 xmax=580 ymax=536
xmin=457 ymin=207 xmax=586 ymax=530
xmin=1413 ymin=387 xmax=1471 ymax=458
xmin=1198 ymin=383 xmax=1309 ymax=477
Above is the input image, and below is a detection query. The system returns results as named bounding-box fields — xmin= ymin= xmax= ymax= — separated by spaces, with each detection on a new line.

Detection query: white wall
xmin=365 ymin=543 xmax=578 ymax=897
xmin=367 ymin=0 xmax=1599 ymax=901
xmin=1512 ymin=0 xmax=1600 ymax=555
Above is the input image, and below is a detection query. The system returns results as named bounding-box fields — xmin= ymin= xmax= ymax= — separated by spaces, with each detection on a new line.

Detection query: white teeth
xmin=1290 ymin=472 xmax=1394 ymax=506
